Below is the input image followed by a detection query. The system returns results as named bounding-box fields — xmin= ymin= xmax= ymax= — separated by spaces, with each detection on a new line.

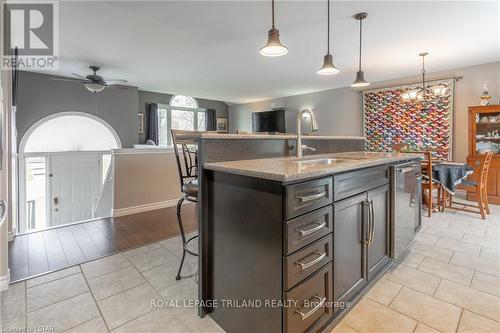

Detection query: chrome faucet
xmin=297 ymin=109 xmax=319 ymax=158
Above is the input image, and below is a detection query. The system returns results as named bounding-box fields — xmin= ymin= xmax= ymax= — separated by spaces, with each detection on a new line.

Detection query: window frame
xmin=157 ymin=100 xmax=206 ymax=147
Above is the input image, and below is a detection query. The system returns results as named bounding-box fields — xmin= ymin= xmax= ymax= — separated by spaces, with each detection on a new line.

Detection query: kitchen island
xmin=199 ymin=151 xmax=421 ymax=333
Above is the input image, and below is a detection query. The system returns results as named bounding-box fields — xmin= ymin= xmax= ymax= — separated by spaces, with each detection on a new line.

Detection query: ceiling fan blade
xmin=72 ymin=73 xmax=87 ymax=79
xmin=50 ymin=78 xmax=86 ymax=84
xmin=105 ymin=79 xmax=128 ymax=84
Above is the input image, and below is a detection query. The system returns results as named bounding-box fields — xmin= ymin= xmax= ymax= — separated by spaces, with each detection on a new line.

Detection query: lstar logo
xmin=2 ymin=0 xmax=59 ymax=69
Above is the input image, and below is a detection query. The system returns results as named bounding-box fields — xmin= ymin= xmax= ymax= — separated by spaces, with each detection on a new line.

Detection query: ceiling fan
xmin=51 ymin=65 xmax=128 ymax=93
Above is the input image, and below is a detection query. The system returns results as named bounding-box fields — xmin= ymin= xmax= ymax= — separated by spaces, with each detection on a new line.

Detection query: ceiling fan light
xmin=350 ymin=70 xmax=370 ymax=88
xmin=317 ymin=54 xmax=340 ymax=75
xmin=85 ymin=83 xmax=105 ymax=93
xmin=260 ymin=28 xmax=288 ymax=57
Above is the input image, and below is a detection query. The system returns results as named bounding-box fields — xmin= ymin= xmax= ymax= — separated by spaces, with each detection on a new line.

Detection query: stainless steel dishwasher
xmin=390 ymin=161 xmax=422 ymax=261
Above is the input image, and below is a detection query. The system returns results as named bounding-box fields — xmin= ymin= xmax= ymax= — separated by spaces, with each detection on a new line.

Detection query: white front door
xmin=50 ymin=153 xmax=100 ymax=227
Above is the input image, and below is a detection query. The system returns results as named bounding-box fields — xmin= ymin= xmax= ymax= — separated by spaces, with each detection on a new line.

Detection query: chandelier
xmin=401 ymin=52 xmax=447 ymax=102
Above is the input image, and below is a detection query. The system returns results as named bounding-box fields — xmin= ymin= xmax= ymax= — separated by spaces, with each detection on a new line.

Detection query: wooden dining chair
xmin=449 ymin=152 xmax=493 ymax=219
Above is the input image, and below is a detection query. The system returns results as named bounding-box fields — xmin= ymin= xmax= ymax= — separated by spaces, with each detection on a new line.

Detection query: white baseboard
xmin=0 ymin=269 xmax=10 ymax=291
xmin=112 ymin=198 xmax=188 ymax=217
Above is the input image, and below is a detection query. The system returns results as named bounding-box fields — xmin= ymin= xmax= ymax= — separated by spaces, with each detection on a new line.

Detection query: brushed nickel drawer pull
xmin=294 ymin=295 xmax=326 ymax=320
xmin=297 ymin=221 xmax=327 ymax=236
xmin=295 ymin=251 xmax=326 ymax=270
xmin=297 ymin=191 xmax=327 ymax=203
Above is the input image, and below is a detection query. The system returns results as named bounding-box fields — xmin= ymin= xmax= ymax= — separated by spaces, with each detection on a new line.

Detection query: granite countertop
xmin=203 ymin=151 xmax=422 ymax=182
xmin=196 ymin=133 xmax=365 ymax=140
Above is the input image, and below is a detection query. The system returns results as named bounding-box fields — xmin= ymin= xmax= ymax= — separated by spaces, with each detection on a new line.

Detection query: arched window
xmin=22 ymin=112 xmax=121 ymax=153
xmin=157 ymin=95 xmax=206 ymax=146
xmin=170 ymin=95 xmax=198 ymax=108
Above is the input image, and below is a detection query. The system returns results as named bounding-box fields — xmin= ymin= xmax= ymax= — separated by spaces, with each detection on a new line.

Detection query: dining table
xmin=428 ymin=160 xmax=474 ymax=211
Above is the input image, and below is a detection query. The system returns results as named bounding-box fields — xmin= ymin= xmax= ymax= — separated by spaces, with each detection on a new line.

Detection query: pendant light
xmin=260 ymin=0 xmax=288 ymax=57
xmin=317 ymin=0 xmax=339 ymax=75
xmin=350 ymin=12 xmax=370 ymax=87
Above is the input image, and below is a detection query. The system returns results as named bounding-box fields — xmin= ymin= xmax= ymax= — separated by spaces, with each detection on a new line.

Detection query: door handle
xmin=297 ymin=191 xmax=327 ymax=203
xmin=297 ymin=221 xmax=326 ymax=237
xmin=294 ymin=295 xmax=326 ymax=320
xmin=362 ymin=201 xmax=370 ymax=244
xmin=53 ymin=197 xmax=59 ymax=205
xmin=295 ymin=251 xmax=326 ymax=270
xmin=369 ymin=200 xmax=375 ymax=245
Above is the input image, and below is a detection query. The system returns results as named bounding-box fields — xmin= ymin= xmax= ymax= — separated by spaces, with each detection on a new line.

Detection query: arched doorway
xmin=19 ymin=112 xmax=121 ymax=233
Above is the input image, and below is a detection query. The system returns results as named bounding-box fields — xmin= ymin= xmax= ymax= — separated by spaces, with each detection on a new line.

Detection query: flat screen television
xmin=252 ymin=109 xmax=286 ymax=133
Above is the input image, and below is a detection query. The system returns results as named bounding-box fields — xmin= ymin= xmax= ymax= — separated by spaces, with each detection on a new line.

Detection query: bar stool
xmin=171 ymin=129 xmax=199 ymax=280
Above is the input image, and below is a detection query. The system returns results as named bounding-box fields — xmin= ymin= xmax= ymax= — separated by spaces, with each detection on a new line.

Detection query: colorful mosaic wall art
xmin=363 ymin=79 xmax=454 ymax=159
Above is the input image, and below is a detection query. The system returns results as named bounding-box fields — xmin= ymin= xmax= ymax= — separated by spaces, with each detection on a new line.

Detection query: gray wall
xmin=229 ymin=61 xmax=500 ymax=162
xmin=138 ymin=90 xmax=228 ymax=143
xmin=17 ymin=71 xmax=139 ymax=148
xmin=16 ymin=71 xmax=229 ymax=148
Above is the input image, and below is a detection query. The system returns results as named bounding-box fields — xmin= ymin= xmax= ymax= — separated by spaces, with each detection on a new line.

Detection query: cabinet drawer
xmin=333 ymin=166 xmax=389 ymax=201
xmin=285 ymin=177 xmax=333 ymax=220
xmin=284 ymin=206 xmax=333 ymax=255
xmin=284 ymin=264 xmax=333 ymax=333
xmin=284 ymin=235 xmax=332 ymax=290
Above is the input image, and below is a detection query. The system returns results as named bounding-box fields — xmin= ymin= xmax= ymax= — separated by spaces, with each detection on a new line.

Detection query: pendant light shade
xmin=317 ymin=54 xmax=340 ymax=75
xmin=351 ymin=70 xmax=369 ymax=87
xmin=350 ymin=12 xmax=369 ymax=87
xmin=317 ymin=0 xmax=339 ymax=75
xmin=260 ymin=0 xmax=288 ymax=57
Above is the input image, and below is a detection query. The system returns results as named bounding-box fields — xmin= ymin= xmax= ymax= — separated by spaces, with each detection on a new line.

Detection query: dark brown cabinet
xmin=367 ymin=185 xmax=391 ymax=280
xmin=333 ymin=184 xmax=390 ymax=310
xmin=333 ymin=193 xmax=368 ymax=309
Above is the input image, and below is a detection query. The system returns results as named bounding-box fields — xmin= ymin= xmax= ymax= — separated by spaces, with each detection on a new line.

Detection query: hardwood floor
xmin=8 ymin=203 xmax=197 ymax=282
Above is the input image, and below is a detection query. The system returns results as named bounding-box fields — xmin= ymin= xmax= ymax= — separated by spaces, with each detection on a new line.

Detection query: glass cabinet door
xmin=475 ymin=111 xmax=500 ymax=155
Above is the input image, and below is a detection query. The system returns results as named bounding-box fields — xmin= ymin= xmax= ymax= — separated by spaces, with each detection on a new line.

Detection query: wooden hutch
xmin=467 ymin=105 xmax=500 ymax=204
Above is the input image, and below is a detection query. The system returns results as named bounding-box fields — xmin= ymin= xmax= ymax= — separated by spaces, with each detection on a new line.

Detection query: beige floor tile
xmin=390 ymin=287 xmax=461 ymax=333
xmin=413 ymin=323 xmax=441 ymax=333
xmin=87 ymin=265 xmax=145 ymax=300
xmin=415 ymin=232 xmax=440 ymax=245
xmin=127 ymin=247 xmax=177 ymax=272
xmin=97 ymin=283 xmax=159 ymax=329
xmin=175 ymin=307 xmax=225 ymax=333
xmin=462 ymin=234 xmax=500 ymax=250
xmin=384 ymin=264 xmax=441 ymax=296
xmin=435 ymin=237 xmax=481 ymax=256
xmin=330 ymin=323 xmax=359 ymax=333
xmin=27 ymin=292 xmax=99 ymax=332
xmin=142 ymin=263 xmax=179 ymax=291
xmin=111 ymin=309 xmax=191 ymax=333
xmin=27 ymin=273 xmax=89 ymax=312
xmin=65 ymin=316 xmax=108 ymax=333
xmin=485 ymin=228 xmax=500 ymax=240
xmin=1 ymin=282 xmax=26 ymax=330
xmin=457 ymin=310 xmax=500 ymax=333
xmin=424 ymin=226 xmax=464 ymax=240
xmin=418 ymin=257 xmax=473 ymax=286
xmin=435 ymin=279 xmax=500 ymax=321
xmin=451 ymin=252 xmax=500 ymax=277
xmin=342 ymin=298 xmax=417 ymax=333
xmin=396 ymin=253 xmax=426 ymax=269
xmin=81 ymin=254 xmax=131 ymax=279
xmin=470 ymin=271 xmax=500 ymax=297
xmin=479 ymin=246 xmax=500 ymax=261
xmin=26 ymin=266 xmax=81 ymax=288
xmin=365 ymin=278 xmax=402 ymax=306
xmin=159 ymin=278 xmax=197 ymax=302
xmin=409 ymin=241 xmax=454 ymax=262
xmin=123 ymin=243 xmax=162 ymax=258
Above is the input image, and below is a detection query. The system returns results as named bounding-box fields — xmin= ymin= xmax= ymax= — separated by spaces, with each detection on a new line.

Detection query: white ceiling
xmin=46 ymin=1 xmax=500 ymax=104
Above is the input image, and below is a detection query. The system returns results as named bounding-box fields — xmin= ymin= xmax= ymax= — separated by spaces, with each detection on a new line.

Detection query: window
xmin=157 ymin=95 xmax=206 ymax=146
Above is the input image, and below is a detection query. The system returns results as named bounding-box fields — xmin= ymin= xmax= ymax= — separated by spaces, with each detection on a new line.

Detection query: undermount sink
xmin=294 ymin=158 xmax=354 ymax=166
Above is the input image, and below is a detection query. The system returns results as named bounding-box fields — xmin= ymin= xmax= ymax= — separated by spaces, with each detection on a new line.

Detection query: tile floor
xmin=1 ymin=197 xmax=499 ymax=333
